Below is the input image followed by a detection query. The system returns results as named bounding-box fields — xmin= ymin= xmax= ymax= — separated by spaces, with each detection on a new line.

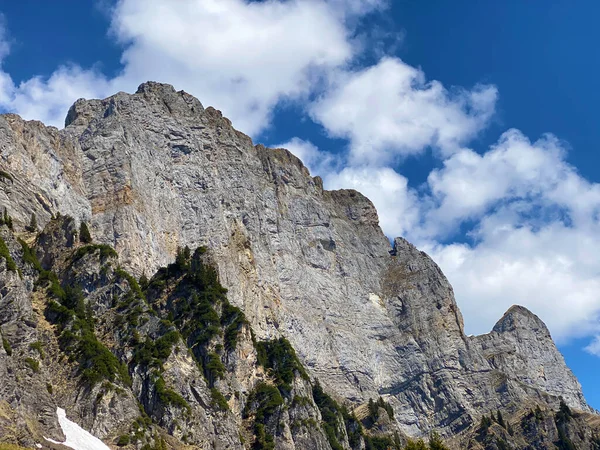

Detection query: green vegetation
xmin=0 ymin=236 xmax=17 ymax=271
xmin=24 ymin=357 xmax=40 ymax=373
xmin=256 ymin=337 xmax=308 ymax=394
xmin=79 ymin=221 xmax=92 ymax=243
xmin=555 ymin=400 xmax=576 ymax=450
xmin=117 ymin=435 xmax=130 ymax=446
xmin=221 ymin=301 xmax=246 ymax=351
xmin=427 ymin=432 xmax=449 ymax=450
xmin=312 ymin=380 xmax=345 ymax=450
xmin=0 ymin=444 xmax=33 ymax=450
xmin=115 ymin=267 xmax=145 ymax=301
xmin=367 ymin=397 xmax=394 ymax=423
xmin=41 ymin=275 xmax=131 ymax=388
xmin=18 ymin=238 xmax=42 ymax=272
xmin=0 ymin=207 xmax=13 ymax=230
xmin=555 ymin=400 xmax=573 ymax=423
xmin=204 ymin=351 xmax=226 ymax=386
xmin=132 ymin=331 xmax=180 ymax=368
xmin=244 ymin=383 xmax=284 ymax=450
xmin=404 ymin=439 xmax=428 ymax=450
xmin=25 ymin=213 xmax=37 ymax=232
xmin=154 ymin=372 xmax=190 ymax=412
xmin=0 ymin=170 xmax=13 ymax=182
xmin=2 ymin=337 xmax=12 ymax=356
xmin=46 ymin=382 xmax=53 ymax=394
xmin=72 ymin=244 xmax=118 ymax=263
xmin=29 ymin=341 xmax=45 ymax=358
xmin=210 ymin=387 xmax=229 ymax=411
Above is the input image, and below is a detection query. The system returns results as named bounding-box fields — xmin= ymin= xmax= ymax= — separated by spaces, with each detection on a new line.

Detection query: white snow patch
xmin=45 ymin=407 xmax=110 ymax=450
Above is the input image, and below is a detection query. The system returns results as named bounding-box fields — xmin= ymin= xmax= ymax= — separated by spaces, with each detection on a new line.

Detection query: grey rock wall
xmin=0 ymin=82 xmax=590 ymax=441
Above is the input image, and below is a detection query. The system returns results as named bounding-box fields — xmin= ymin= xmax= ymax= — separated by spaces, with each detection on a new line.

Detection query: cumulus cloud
xmin=0 ymin=0 xmax=384 ymax=131
xmin=325 ymin=166 xmax=420 ymax=236
xmin=275 ymin=138 xmax=340 ymax=176
xmin=310 ymin=57 xmax=498 ymax=165
xmin=585 ymin=336 xmax=600 ymax=357
xmin=282 ymin=127 xmax=600 ymax=343
xmin=2 ymin=0 xmax=600 ymax=352
xmin=109 ymin=0 xmax=357 ymax=135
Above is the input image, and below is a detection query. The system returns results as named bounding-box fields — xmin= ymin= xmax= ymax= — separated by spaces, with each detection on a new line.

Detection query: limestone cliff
xmin=0 ymin=82 xmax=596 ymax=449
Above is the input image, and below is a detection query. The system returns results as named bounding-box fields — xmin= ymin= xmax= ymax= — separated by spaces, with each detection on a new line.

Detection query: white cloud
xmin=324 ymin=166 xmax=420 ymax=238
xmin=585 ymin=336 xmax=600 ymax=357
xmin=108 ymin=0 xmax=361 ymax=135
xmin=283 ymin=126 xmax=600 ymax=345
xmin=310 ymin=57 xmax=498 ymax=165
xmin=275 ymin=137 xmax=340 ymax=176
xmin=2 ymin=0 xmax=600 ymax=354
xmin=0 ymin=0 xmax=381 ymax=132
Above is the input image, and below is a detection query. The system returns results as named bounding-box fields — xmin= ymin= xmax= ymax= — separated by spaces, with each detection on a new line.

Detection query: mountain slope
xmin=0 ymin=82 xmax=595 ymax=448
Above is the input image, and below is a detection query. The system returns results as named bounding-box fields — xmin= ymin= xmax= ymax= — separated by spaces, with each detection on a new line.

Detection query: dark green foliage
xmin=204 ymin=352 xmax=226 ymax=386
xmin=38 ymin=270 xmax=66 ymax=301
xmin=254 ymin=423 xmax=275 ymax=450
xmin=591 ymin=433 xmax=600 ymax=450
xmin=2 ymin=337 xmax=12 ymax=356
xmin=312 ymin=380 xmax=344 ymax=450
xmin=76 ymin=330 xmax=131 ymax=386
xmin=496 ymin=409 xmax=505 ymax=428
xmin=139 ymin=273 xmax=149 ymax=291
xmin=556 ymin=426 xmax=576 ymax=450
xmin=154 ymin=373 xmax=190 ymax=412
xmin=0 ymin=170 xmax=13 ymax=182
xmin=210 ymin=387 xmax=229 ymax=411
xmin=133 ymin=331 xmax=180 ymax=368
xmin=256 ymin=337 xmax=308 ymax=393
xmin=25 ymin=213 xmax=37 ymax=232
xmin=496 ymin=438 xmax=509 ymax=450
xmin=368 ymin=398 xmax=379 ymax=422
xmin=29 ymin=341 xmax=45 ymax=358
xmin=479 ymin=415 xmax=492 ymax=434
xmin=0 ymin=208 xmax=13 ymax=230
xmin=0 ymin=236 xmax=17 ymax=271
xmin=221 ymin=301 xmax=246 ymax=351
xmin=18 ymin=238 xmax=42 ymax=272
xmin=43 ymin=277 xmax=130 ymax=388
xmin=247 ymin=383 xmax=284 ymax=421
xmin=72 ymin=244 xmax=118 ymax=263
xmin=46 ymin=300 xmax=74 ymax=326
xmin=364 ymin=435 xmax=400 ymax=450
xmin=428 ymin=432 xmax=449 ymax=450
xmin=24 ymin=357 xmax=40 ymax=373
xmin=404 ymin=439 xmax=428 ymax=450
xmin=79 ymin=222 xmax=92 ymax=243
xmin=556 ymin=400 xmax=573 ymax=423
xmin=46 ymin=383 xmax=53 ymax=394
xmin=555 ymin=401 xmax=575 ymax=450
xmin=117 ymin=435 xmax=130 ymax=446
xmin=115 ymin=267 xmax=145 ymax=300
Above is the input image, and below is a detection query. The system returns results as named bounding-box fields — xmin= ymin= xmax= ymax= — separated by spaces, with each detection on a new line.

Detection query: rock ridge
xmin=0 ymin=82 xmax=593 ymax=447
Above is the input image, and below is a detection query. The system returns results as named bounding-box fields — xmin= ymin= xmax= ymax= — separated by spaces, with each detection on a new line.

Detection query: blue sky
xmin=1 ymin=0 xmax=600 ymax=409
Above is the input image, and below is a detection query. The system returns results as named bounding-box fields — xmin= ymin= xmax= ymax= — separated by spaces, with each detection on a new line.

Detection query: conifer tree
xmin=79 ymin=221 xmax=92 ymax=243
xmin=26 ymin=213 xmax=37 ymax=232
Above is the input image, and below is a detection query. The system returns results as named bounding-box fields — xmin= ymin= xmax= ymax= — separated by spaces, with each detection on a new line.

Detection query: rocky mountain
xmin=0 ymin=82 xmax=597 ymax=449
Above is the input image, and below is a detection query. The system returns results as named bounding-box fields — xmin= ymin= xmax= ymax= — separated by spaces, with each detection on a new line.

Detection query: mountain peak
xmin=493 ymin=304 xmax=550 ymax=336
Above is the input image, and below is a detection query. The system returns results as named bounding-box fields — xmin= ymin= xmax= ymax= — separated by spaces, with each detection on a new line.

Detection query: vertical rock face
xmin=470 ymin=306 xmax=587 ymax=410
xmin=0 ymin=82 xmax=593 ymax=445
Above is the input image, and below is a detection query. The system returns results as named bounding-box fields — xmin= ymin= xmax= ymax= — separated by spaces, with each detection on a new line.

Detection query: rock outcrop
xmin=0 ymin=82 xmax=595 ymax=448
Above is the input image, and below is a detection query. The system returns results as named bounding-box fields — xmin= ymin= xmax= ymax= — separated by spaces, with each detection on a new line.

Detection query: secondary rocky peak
xmin=493 ymin=304 xmax=550 ymax=336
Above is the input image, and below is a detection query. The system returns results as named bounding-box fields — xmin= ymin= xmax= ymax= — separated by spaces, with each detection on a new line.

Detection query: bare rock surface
xmin=0 ymin=82 xmax=593 ymax=447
